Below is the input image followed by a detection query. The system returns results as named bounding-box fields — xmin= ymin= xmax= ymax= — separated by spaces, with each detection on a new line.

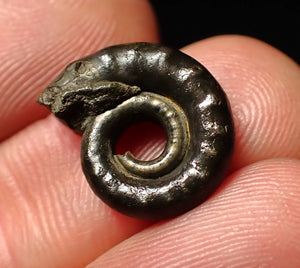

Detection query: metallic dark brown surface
xmin=38 ymin=42 xmax=235 ymax=220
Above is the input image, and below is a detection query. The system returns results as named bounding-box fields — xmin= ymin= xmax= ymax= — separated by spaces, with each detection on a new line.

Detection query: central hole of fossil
xmin=115 ymin=121 xmax=167 ymax=161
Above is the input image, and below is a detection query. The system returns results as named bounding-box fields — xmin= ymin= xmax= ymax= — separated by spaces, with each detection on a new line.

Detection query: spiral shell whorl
xmin=38 ymin=43 xmax=235 ymax=220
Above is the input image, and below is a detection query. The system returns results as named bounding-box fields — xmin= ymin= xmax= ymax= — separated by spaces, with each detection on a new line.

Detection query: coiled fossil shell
xmin=38 ymin=43 xmax=235 ymax=220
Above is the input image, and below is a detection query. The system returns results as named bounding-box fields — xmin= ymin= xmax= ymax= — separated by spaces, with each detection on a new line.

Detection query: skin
xmin=0 ymin=0 xmax=299 ymax=267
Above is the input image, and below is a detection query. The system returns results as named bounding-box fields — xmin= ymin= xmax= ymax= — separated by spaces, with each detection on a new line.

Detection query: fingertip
xmin=0 ymin=115 xmax=152 ymax=267
xmin=89 ymin=158 xmax=300 ymax=267
xmin=0 ymin=0 xmax=159 ymax=141
xmin=182 ymin=35 xmax=300 ymax=170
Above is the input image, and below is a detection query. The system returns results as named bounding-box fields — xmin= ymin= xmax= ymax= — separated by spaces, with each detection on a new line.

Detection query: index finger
xmin=182 ymin=35 xmax=300 ymax=170
xmin=0 ymin=0 xmax=158 ymax=141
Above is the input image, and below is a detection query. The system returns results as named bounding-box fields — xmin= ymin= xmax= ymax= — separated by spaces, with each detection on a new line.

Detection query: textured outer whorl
xmin=78 ymin=43 xmax=235 ymax=220
xmin=38 ymin=42 xmax=234 ymax=220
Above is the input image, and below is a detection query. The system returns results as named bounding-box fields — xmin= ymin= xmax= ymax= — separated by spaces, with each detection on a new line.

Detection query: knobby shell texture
xmin=38 ymin=43 xmax=235 ymax=220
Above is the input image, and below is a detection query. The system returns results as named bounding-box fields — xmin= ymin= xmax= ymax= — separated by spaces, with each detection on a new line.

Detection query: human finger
xmin=0 ymin=116 xmax=153 ymax=267
xmin=0 ymin=0 xmax=158 ymax=141
xmin=87 ymin=159 xmax=300 ymax=267
xmin=182 ymin=35 xmax=300 ymax=170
